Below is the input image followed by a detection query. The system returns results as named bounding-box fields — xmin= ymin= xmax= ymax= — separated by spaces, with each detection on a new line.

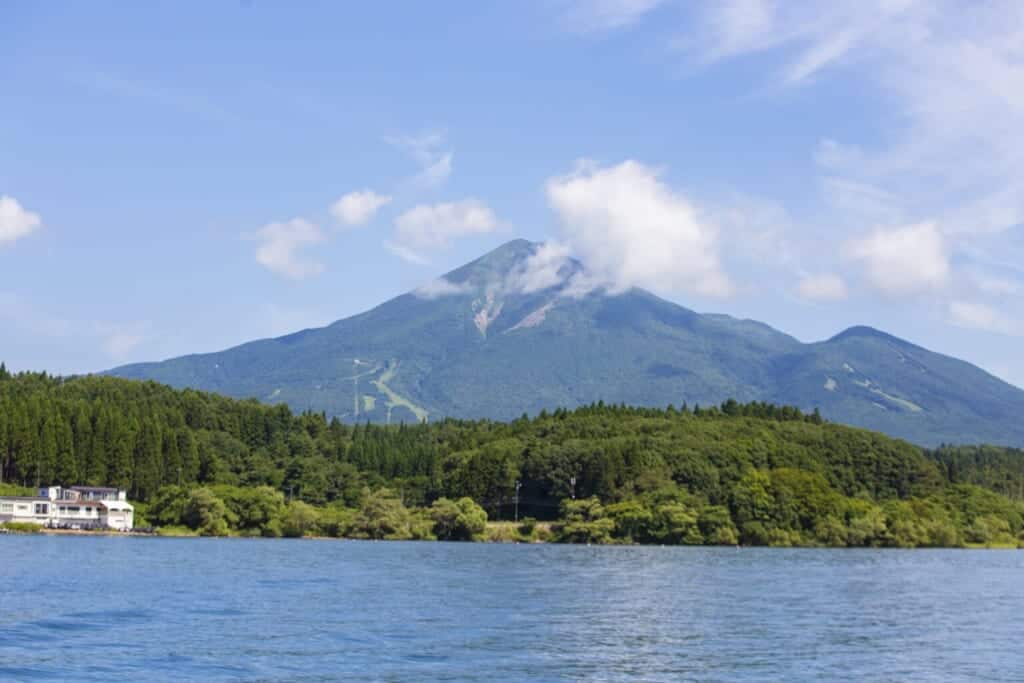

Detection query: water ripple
xmin=1 ymin=538 xmax=1021 ymax=682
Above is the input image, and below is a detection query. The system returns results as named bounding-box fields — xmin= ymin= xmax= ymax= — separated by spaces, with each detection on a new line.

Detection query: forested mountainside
xmin=2 ymin=368 xmax=1022 ymax=547
xmin=110 ymin=240 xmax=1024 ymax=448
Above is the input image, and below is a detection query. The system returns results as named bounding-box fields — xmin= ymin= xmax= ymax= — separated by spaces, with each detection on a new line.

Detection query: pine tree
xmin=133 ymin=417 xmax=162 ymax=498
xmin=72 ymin=404 xmax=93 ymax=485
xmin=55 ymin=417 xmax=77 ymax=484
xmin=37 ymin=414 xmax=59 ymax=486
xmin=106 ymin=414 xmax=134 ymax=491
xmin=8 ymin=404 xmax=34 ymax=486
xmin=88 ymin=408 xmax=111 ymax=484
xmin=162 ymin=430 xmax=181 ymax=486
xmin=0 ymin=404 xmax=9 ymax=483
xmin=178 ymin=430 xmax=199 ymax=485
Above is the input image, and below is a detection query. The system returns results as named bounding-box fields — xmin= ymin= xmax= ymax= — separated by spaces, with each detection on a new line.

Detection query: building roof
xmin=69 ymin=486 xmax=120 ymax=493
xmin=0 ymin=496 xmax=52 ymax=502
xmin=56 ymin=501 xmax=107 ymax=508
xmin=102 ymin=501 xmax=133 ymax=511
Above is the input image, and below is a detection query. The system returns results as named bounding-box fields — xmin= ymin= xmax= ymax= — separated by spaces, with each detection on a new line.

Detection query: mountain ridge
xmin=109 ymin=240 xmax=1024 ymax=447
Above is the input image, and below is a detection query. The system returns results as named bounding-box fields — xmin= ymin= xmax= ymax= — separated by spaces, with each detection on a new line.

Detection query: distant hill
xmin=109 ymin=239 xmax=1024 ymax=447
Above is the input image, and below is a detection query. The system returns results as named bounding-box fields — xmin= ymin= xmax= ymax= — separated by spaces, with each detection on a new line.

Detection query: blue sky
xmin=2 ymin=1 xmax=1024 ymax=387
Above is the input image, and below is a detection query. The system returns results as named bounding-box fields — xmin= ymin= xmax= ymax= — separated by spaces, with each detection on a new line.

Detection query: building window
xmin=68 ymin=506 xmax=80 ymax=513
xmin=35 ymin=504 xmax=48 ymax=515
xmin=16 ymin=504 xmax=28 ymax=511
xmin=0 ymin=503 xmax=12 ymax=512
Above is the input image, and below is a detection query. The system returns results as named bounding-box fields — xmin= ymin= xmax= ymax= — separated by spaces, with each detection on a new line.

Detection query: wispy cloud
xmin=669 ymin=0 xmax=1024 ymax=338
xmin=413 ymin=277 xmax=474 ymax=299
xmin=948 ymin=301 xmax=1022 ymax=337
xmin=384 ymin=240 xmax=432 ymax=266
xmin=0 ymin=292 xmax=149 ymax=362
xmin=562 ymin=0 xmax=666 ymax=33
xmin=686 ymin=1 xmax=1024 ymax=237
xmin=72 ymin=70 xmax=237 ymax=124
xmin=385 ymin=131 xmax=454 ymax=189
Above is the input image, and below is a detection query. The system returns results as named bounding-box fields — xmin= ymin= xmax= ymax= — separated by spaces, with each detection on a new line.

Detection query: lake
xmin=1 ymin=537 xmax=1021 ymax=682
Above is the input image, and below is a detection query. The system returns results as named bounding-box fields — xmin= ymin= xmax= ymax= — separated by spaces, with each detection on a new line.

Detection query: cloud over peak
xmin=545 ymin=160 xmax=733 ymax=298
xmin=413 ymin=276 xmax=474 ymax=300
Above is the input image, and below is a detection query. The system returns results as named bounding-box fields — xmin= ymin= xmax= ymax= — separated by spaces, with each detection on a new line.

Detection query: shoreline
xmin=2 ymin=527 xmax=1018 ymax=549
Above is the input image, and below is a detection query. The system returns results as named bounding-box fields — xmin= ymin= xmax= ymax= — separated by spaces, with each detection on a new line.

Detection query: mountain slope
xmin=110 ymin=240 xmax=1024 ymax=447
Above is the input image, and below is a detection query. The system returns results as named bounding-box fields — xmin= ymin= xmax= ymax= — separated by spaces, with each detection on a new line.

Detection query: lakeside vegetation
xmin=1 ymin=366 xmax=1022 ymax=547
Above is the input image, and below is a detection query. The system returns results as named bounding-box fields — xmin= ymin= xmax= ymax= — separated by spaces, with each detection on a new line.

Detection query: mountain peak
xmin=828 ymin=325 xmax=913 ymax=347
xmin=445 ymin=239 xmax=539 ymax=283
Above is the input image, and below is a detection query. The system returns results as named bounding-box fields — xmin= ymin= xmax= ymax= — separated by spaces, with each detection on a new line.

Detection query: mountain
xmin=109 ymin=239 xmax=1024 ymax=447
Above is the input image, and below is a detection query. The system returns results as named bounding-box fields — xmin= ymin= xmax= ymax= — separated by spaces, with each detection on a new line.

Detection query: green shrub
xmin=517 ymin=517 xmax=537 ymax=537
xmin=280 ymin=501 xmax=320 ymax=538
xmin=429 ymin=497 xmax=487 ymax=541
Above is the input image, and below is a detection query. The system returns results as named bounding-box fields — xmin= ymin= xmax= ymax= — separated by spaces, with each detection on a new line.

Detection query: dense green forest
xmin=1 ymin=365 xmax=1022 ymax=547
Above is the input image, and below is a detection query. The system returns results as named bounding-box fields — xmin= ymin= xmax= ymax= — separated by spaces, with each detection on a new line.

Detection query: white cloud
xmin=687 ymin=1 xmax=918 ymax=83
xmin=254 ymin=218 xmax=325 ymax=280
xmin=687 ymin=2 xmax=1024 ymax=239
xmin=545 ymin=160 xmax=732 ymax=298
xmin=0 ymin=195 xmax=42 ymax=245
xmin=413 ymin=277 xmax=474 ymax=299
xmin=393 ymin=199 xmax=498 ymax=250
xmin=507 ymin=241 xmax=574 ymax=294
xmin=563 ymin=0 xmax=665 ymax=33
xmin=384 ymin=241 xmax=431 ymax=266
xmin=949 ymin=301 xmax=1022 ymax=336
xmin=846 ymin=222 xmax=949 ymax=296
xmin=386 ymin=131 xmax=453 ymax=189
xmin=330 ymin=190 xmax=392 ymax=227
xmin=797 ymin=273 xmax=848 ymax=302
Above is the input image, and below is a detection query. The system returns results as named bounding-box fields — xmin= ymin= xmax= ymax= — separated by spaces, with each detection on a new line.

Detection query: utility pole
xmin=514 ymin=480 xmax=522 ymax=523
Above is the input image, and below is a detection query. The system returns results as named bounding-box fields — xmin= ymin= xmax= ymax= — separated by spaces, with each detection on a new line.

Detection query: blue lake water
xmin=1 ymin=537 xmax=1021 ymax=682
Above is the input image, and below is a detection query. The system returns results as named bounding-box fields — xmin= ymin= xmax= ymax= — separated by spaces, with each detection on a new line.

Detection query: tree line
xmin=1 ymin=365 xmax=1022 ymax=547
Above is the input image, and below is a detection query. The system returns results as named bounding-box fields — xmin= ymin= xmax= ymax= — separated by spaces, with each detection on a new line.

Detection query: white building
xmin=0 ymin=485 xmax=134 ymax=531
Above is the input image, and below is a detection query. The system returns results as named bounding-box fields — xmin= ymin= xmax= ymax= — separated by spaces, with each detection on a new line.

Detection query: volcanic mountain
xmin=109 ymin=240 xmax=1024 ymax=447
